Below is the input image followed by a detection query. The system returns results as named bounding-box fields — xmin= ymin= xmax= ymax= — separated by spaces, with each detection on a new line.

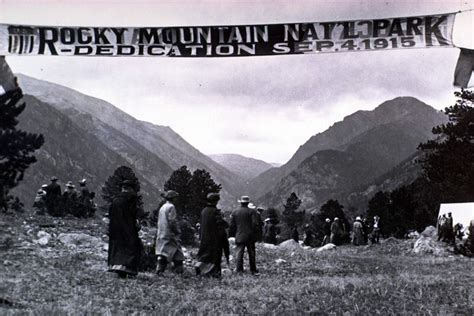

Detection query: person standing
xmin=262 ymin=218 xmax=276 ymax=245
xmin=446 ymin=212 xmax=454 ymax=244
xmin=322 ymin=218 xmax=331 ymax=246
xmin=45 ymin=176 xmax=62 ymax=216
xmin=330 ymin=217 xmax=342 ymax=245
xmin=229 ymin=196 xmax=259 ymax=275
xmin=107 ymin=180 xmax=141 ymax=278
xmin=195 ymin=193 xmax=229 ymax=277
xmin=372 ymin=215 xmax=381 ymax=243
xmin=155 ymin=190 xmax=185 ymax=275
xmin=352 ymin=216 xmax=365 ymax=246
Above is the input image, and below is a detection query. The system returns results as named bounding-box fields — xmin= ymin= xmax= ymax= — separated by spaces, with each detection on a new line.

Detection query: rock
xmin=421 ymin=226 xmax=437 ymax=238
xmin=262 ymin=243 xmax=278 ymax=249
xmin=228 ymin=237 xmax=235 ymax=245
xmin=278 ymin=239 xmax=301 ymax=251
xmin=381 ymin=237 xmax=399 ymax=244
xmin=408 ymin=231 xmax=420 ymax=239
xmin=275 ymin=258 xmax=287 ymax=264
xmin=413 ymin=236 xmax=448 ymax=256
xmin=34 ymin=231 xmax=52 ymax=246
xmin=57 ymin=233 xmax=102 ymax=248
xmin=316 ymin=243 xmax=336 ymax=252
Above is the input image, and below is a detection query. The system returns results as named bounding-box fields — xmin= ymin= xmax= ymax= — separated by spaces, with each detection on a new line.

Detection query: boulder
xmin=34 ymin=231 xmax=51 ymax=246
xmin=408 ymin=231 xmax=421 ymax=239
xmin=278 ymin=239 xmax=301 ymax=251
xmin=421 ymin=226 xmax=437 ymax=238
xmin=413 ymin=236 xmax=448 ymax=256
xmin=57 ymin=232 xmax=102 ymax=248
xmin=262 ymin=243 xmax=278 ymax=250
xmin=316 ymin=243 xmax=336 ymax=252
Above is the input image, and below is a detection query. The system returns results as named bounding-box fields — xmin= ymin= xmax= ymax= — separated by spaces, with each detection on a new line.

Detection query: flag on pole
xmin=453 ymin=48 xmax=474 ymax=88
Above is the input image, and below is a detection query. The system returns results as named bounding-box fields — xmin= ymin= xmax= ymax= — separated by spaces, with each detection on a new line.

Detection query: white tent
xmin=438 ymin=202 xmax=474 ymax=234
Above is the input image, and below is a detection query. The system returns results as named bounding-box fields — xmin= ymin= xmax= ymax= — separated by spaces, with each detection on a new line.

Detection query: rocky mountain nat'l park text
xmin=1 ymin=13 xmax=454 ymax=57
xmin=0 ymin=0 xmax=473 ymax=314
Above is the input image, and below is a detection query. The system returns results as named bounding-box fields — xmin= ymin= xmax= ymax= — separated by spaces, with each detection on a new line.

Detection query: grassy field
xmin=1 ymin=212 xmax=473 ymax=314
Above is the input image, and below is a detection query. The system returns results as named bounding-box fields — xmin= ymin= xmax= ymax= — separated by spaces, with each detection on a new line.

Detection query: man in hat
xmin=229 ymin=195 xmax=259 ymax=275
xmin=155 ymin=190 xmax=185 ymax=275
xmin=108 ymin=180 xmax=141 ymax=278
xmin=78 ymin=178 xmax=94 ymax=217
xmin=63 ymin=181 xmax=78 ymax=215
xmin=45 ymin=176 xmax=62 ymax=216
xmin=33 ymin=186 xmax=48 ymax=215
xmin=195 ymin=192 xmax=229 ymax=277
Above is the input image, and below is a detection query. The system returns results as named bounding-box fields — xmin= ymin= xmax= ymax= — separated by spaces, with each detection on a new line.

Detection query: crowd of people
xmin=107 ymin=180 xmax=388 ymax=279
xmin=33 ymin=176 xmax=96 ymax=218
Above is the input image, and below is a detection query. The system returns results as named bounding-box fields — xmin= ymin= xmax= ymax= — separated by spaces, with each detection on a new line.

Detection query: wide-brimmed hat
xmin=334 ymin=217 xmax=339 ymax=221
xmin=238 ymin=195 xmax=250 ymax=203
xmin=79 ymin=178 xmax=87 ymax=185
xmin=325 ymin=218 xmax=331 ymax=223
xmin=206 ymin=192 xmax=220 ymax=202
xmin=41 ymin=184 xmax=48 ymax=188
xmin=37 ymin=189 xmax=45 ymax=194
xmin=66 ymin=181 xmax=74 ymax=188
xmin=257 ymin=206 xmax=264 ymax=211
xmin=248 ymin=203 xmax=256 ymax=209
xmin=161 ymin=190 xmax=179 ymax=200
xmin=50 ymin=176 xmax=58 ymax=181
xmin=356 ymin=216 xmax=362 ymax=221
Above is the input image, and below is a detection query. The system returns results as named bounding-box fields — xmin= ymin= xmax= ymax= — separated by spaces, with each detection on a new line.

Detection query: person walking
xmin=107 ymin=180 xmax=141 ymax=278
xmin=229 ymin=196 xmax=259 ymax=275
xmin=195 ymin=193 xmax=229 ymax=277
xmin=155 ymin=190 xmax=185 ymax=275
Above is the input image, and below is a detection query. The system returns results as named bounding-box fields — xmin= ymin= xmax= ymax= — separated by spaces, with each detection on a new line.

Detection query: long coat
xmin=352 ymin=220 xmax=365 ymax=245
xmin=108 ymin=192 xmax=141 ymax=273
xmin=155 ymin=201 xmax=184 ymax=261
xmin=229 ymin=206 xmax=258 ymax=244
xmin=197 ymin=205 xmax=229 ymax=268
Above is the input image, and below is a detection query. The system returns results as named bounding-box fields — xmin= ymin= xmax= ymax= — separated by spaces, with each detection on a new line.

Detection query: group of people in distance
xmin=351 ymin=215 xmax=380 ymax=246
xmin=437 ymin=212 xmax=461 ymax=244
xmin=107 ymin=180 xmax=264 ymax=278
xmin=33 ymin=176 xmax=96 ymax=218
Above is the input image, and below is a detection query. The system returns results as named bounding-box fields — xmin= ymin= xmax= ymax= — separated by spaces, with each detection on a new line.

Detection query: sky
xmin=0 ymin=0 xmax=473 ymax=164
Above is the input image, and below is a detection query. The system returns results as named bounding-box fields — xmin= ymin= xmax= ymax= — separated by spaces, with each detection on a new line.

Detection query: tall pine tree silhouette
xmin=0 ymin=88 xmax=44 ymax=209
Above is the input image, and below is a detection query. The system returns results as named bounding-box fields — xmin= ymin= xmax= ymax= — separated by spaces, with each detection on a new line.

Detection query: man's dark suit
xmin=229 ymin=205 xmax=258 ymax=273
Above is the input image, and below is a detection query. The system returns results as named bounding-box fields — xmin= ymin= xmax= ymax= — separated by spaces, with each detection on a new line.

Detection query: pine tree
xmin=0 ymin=88 xmax=44 ymax=206
xmin=163 ymin=165 xmax=192 ymax=216
xmin=187 ymin=169 xmax=221 ymax=223
xmin=418 ymin=89 xmax=474 ymax=202
xmin=281 ymin=192 xmax=304 ymax=229
xmin=101 ymin=166 xmax=143 ymax=210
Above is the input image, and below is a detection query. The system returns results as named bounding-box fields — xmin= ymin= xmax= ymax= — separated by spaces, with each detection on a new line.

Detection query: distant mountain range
xmin=14 ymin=74 xmax=246 ymax=210
xmin=11 ymin=74 xmax=447 ymax=217
xmin=209 ymin=154 xmax=275 ymax=181
xmin=253 ymin=97 xmax=447 ymax=215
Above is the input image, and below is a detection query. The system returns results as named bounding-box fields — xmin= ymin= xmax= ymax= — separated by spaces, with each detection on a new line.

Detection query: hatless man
xmin=229 ymin=195 xmax=259 ymax=275
xmin=322 ymin=218 xmax=331 ymax=246
xmin=155 ymin=190 xmax=185 ymax=275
